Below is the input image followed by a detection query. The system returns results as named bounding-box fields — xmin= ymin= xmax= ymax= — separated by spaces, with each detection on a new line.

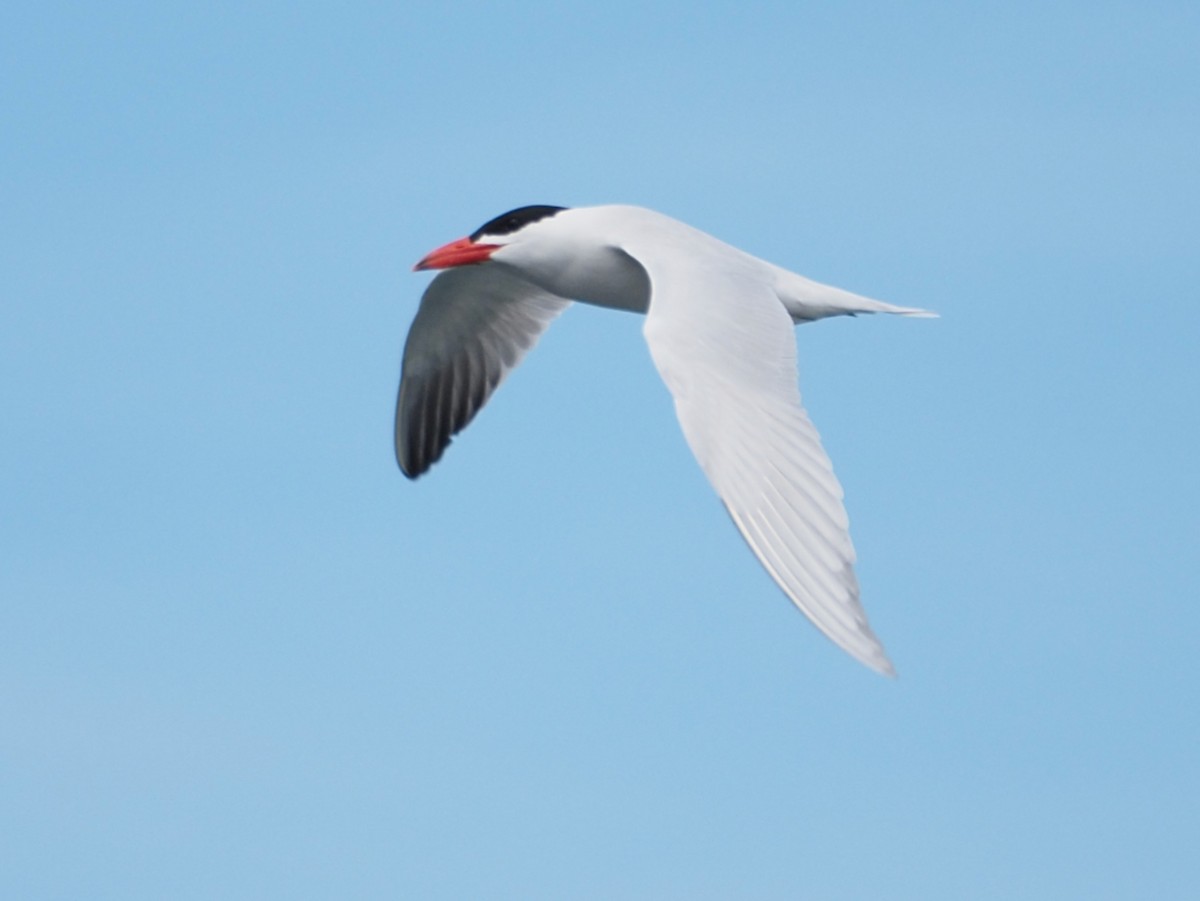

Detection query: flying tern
xmin=396 ymin=204 xmax=933 ymax=674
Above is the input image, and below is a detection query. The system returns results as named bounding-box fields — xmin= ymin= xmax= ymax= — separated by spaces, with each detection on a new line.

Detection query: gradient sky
xmin=3 ymin=2 xmax=1198 ymax=898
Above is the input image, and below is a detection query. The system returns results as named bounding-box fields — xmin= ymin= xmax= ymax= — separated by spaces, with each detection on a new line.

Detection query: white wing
xmin=396 ymin=265 xmax=569 ymax=478
xmin=637 ymin=251 xmax=895 ymax=675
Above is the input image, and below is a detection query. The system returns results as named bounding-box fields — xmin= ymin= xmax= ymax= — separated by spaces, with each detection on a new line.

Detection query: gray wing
xmin=396 ymin=265 xmax=569 ymax=478
xmin=635 ymin=249 xmax=895 ymax=675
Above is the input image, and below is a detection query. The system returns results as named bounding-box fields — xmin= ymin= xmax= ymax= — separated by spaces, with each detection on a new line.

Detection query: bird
xmin=395 ymin=204 xmax=933 ymax=675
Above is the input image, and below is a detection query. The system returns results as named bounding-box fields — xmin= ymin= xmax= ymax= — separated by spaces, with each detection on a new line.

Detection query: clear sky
xmin=3 ymin=2 xmax=1197 ymax=898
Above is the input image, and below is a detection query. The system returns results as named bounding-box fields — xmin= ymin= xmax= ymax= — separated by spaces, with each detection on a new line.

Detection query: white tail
xmin=774 ymin=268 xmax=937 ymax=322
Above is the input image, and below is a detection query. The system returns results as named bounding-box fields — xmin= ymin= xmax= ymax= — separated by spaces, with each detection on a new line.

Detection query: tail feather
xmin=774 ymin=268 xmax=937 ymax=321
xmin=876 ymin=304 xmax=938 ymax=318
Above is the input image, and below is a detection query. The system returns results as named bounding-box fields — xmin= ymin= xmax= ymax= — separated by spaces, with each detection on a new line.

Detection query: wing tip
xmin=841 ymin=613 xmax=897 ymax=678
xmin=835 ymin=624 xmax=897 ymax=677
xmin=396 ymin=447 xmax=438 ymax=480
xmin=864 ymin=652 xmax=898 ymax=678
xmin=395 ymin=437 xmax=436 ymax=480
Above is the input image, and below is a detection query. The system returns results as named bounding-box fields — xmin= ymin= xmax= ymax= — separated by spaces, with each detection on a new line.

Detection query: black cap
xmin=470 ymin=205 xmax=568 ymax=241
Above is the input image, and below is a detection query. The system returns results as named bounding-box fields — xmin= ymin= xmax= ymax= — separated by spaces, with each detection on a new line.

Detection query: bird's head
xmin=413 ymin=205 xmax=569 ymax=271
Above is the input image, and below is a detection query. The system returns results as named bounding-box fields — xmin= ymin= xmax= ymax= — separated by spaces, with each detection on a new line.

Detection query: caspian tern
xmin=396 ymin=204 xmax=933 ymax=674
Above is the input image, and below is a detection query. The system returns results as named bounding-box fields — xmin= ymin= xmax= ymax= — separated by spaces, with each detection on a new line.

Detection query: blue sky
xmin=3 ymin=2 xmax=1197 ymax=898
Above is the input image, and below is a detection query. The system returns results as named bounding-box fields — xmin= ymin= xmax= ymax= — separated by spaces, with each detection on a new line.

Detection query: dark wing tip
xmin=396 ymin=449 xmax=426 ymax=480
xmin=395 ymin=374 xmax=448 ymax=480
xmin=397 ymin=349 xmax=482 ymax=480
xmin=395 ymin=430 xmax=446 ymax=480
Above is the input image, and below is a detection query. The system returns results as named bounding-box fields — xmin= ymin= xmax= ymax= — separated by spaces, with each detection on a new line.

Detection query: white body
xmin=397 ymin=205 xmax=933 ymax=674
